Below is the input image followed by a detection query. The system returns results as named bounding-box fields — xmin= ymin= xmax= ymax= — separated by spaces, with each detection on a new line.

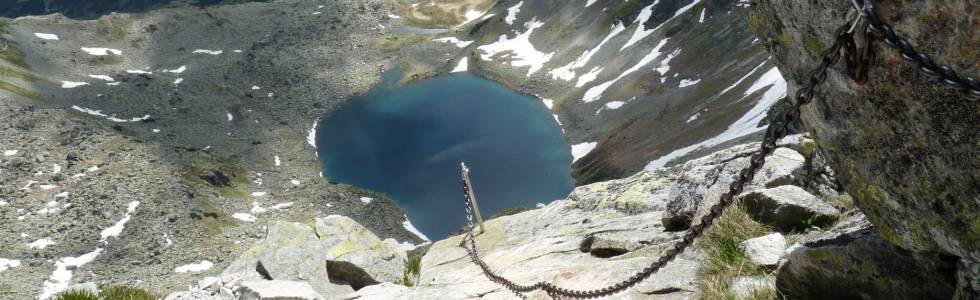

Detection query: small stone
xmin=739 ymin=233 xmax=785 ymax=267
xmin=198 ymin=276 xmax=222 ymax=293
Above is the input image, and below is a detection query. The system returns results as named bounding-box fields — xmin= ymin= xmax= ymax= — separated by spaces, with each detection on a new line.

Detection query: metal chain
xmin=855 ymin=0 xmax=980 ymax=100
xmin=459 ymin=17 xmax=855 ymax=300
xmin=459 ymin=1 xmax=975 ymax=297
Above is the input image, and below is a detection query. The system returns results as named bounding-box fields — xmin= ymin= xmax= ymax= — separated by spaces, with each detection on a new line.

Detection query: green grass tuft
xmin=402 ymin=255 xmax=423 ymax=287
xmin=53 ymin=290 xmax=98 ymax=300
xmin=99 ymin=286 xmax=156 ymax=300
xmin=53 ymin=285 xmax=156 ymax=300
xmin=697 ymin=202 xmax=778 ymax=300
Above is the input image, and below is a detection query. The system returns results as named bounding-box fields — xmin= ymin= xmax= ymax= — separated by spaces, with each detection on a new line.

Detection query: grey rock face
xmin=238 ymin=280 xmax=324 ymax=300
xmin=739 ymin=185 xmax=840 ymax=232
xmin=776 ymin=213 xmax=957 ymax=299
xmin=315 ymin=215 xmax=407 ymax=287
xmin=220 ymin=216 xmax=410 ymax=298
xmin=738 ymin=233 xmax=785 ymax=267
xmin=661 ymin=139 xmax=809 ymax=231
xmin=751 ymin=0 xmax=979 ymax=292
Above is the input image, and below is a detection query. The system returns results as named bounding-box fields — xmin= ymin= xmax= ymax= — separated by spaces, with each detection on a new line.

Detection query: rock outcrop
xmin=777 ymin=213 xmax=958 ymax=299
xmin=752 ymin=0 xmax=979 ymax=293
xmin=215 ymin=216 xmax=407 ymax=299
xmin=338 ymin=135 xmax=838 ymax=299
xmin=739 ymin=186 xmax=840 ymax=232
xmin=658 ymin=136 xmax=826 ymax=231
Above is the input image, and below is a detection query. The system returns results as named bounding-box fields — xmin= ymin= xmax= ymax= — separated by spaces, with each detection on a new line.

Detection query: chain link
xmin=857 ymin=0 xmax=980 ymax=100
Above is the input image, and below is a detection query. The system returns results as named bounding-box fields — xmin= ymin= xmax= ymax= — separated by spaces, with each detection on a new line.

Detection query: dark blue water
xmin=317 ymin=69 xmax=574 ymax=239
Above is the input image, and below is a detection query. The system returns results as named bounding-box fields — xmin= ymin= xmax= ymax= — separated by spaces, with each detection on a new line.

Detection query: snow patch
xmin=192 ymin=49 xmax=223 ymax=55
xmin=307 ymin=121 xmax=318 ymax=148
xmin=549 ymin=23 xmax=626 ymax=82
xmin=80 ymin=47 xmax=121 ymax=56
xmin=571 ymin=142 xmax=598 ymax=162
xmin=251 ymin=192 xmax=267 ymax=197
xmin=644 ymin=67 xmax=787 ymax=170
xmin=678 ymin=78 xmax=701 ymax=88
xmin=4 ymin=150 xmax=18 ymax=156
xmin=360 ymin=197 xmax=373 ymax=204
xmin=686 ymin=112 xmax=701 ymax=123
xmin=61 ymin=81 xmax=88 ymax=88
xmin=40 ymin=200 xmax=138 ymax=299
xmin=27 ymin=237 xmax=55 ymax=249
xmin=621 ymin=0 xmax=700 ymax=51
xmin=505 ymin=1 xmax=524 ymax=25
xmin=72 ymin=106 xmax=151 ymax=123
xmin=720 ymin=60 xmax=768 ymax=96
xmin=477 ymin=19 xmax=553 ymax=76
xmin=583 ymin=39 xmax=669 ymax=103
xmin=451 ymin=57 xmax=468 ymax=73
xmin=232 ymin=213 xmax=256 ymax=222
xmin=163 ymin=65 xmax=186 ymax=74
xmin=34 ymin=33 xmax=59 ymax=40
xmin=0 ymin=259 xmax=20 ymax=272
xmin=458 ymin=10 xmax=490 ymax=27
xmin=126 ymin=69 xmax=152 ymax=74
xmin=605 ymin=101 xmax=625 ymax=109
xmin=88 ymin=75 xmax=114 ymax=82
xmin=99 ymin=201 xmax=140 ymax=240
xmin=541 ymin=99 xmax=554 ymax=109
xmin=174 ymin=260 xmax=214 ymax=273
xmin=402 ymin=214 xmax=430 ymax=242
xmin=274 ymin=155 xmax=281 ymax=167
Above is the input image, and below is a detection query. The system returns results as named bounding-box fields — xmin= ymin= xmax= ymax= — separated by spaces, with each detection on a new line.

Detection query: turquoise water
xmin=317 ymin=69 xmax=574 ymax=239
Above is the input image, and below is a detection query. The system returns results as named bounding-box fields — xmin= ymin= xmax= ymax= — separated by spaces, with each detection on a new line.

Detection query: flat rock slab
xmin=239 ymin=280 xmax=324 ymax=300
xmin=739 ymin=185 xmax=839 ymax=231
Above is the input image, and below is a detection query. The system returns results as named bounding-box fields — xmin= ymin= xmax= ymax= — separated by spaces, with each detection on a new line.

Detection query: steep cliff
xmin=751 ymin=0 xmax=978 ymax=294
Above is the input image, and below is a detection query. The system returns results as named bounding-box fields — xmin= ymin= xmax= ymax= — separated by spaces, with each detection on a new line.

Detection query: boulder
xmin=198 ymin=276 xmax=222 ymax=293
xmin=738 ymin=233 xmax=785 ymax=267
xmin=752 ymin=0 xmax=979 ymax=292
xmin=239 ymin=280 xmax=324 ymax=300
xmin=220 ymin=221 xmax=354 ymax=297
xmin=776 ymin=213 xmax=957 ymax=299
xmin=738 ymin=186 xmax=839 ymax=232
xmin=315 ymin=215 xmax=407 ymax=288
xmin=661 ymin=143 xmax=807 ymax=231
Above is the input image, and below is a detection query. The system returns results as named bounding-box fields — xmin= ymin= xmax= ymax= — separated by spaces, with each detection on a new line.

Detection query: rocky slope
xmin=435 ymin=0 xmax=785 ymax=184
xmin=752 ymin=0 xmax=978 ymax=295
xmin=157 ymin=135 xmax=960 ymax=299
xmin=0 ymin=0 xmax=794 ymax=298
xmin=1 ymin=0 xmax=973 ymax=298
xmin=0 ymin=1 xmax=434 ymax=298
